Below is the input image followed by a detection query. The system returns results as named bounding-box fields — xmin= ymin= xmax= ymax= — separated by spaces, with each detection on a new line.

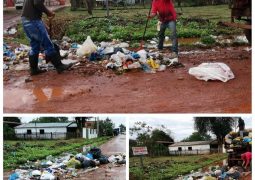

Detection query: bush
xmin=201 ymin=36 xmax=216 ymax=45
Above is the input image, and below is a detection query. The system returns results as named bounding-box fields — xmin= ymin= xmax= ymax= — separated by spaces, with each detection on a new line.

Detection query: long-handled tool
xmin=139 ymin=2 xmax=153 ymax=50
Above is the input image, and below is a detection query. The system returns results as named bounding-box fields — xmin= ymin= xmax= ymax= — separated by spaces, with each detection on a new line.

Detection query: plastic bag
xmin=76 ymin=36 xmax=97 ymax=57
xmin=189 ymin=63 xmax=234 ymax=82
xmin=137 ymin=50 xmax=147 ymax=63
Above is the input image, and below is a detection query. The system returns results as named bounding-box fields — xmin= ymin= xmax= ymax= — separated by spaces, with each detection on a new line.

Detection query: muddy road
xmin=4 ymin=46 xmax=251 ymax=113
xmin=76 ymin=134 xmax=126 ymax=180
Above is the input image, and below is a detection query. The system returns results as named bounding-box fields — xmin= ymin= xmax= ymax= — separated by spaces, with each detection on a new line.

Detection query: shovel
xmin=139 ymin=2 xmax=153 ymax=50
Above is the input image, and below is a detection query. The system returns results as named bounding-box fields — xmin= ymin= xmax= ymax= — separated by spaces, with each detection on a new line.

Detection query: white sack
xmin=189 ymin=63 xmax=234 ymax=82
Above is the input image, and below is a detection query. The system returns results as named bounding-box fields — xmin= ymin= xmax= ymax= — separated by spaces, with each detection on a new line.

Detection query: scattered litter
xmin=234 ymin=36 xmax=249 ymax=44
xmin=4 ymin=37 xmax=186 ymax=74
xmin=4 ymin=27 xmax=17 ymax=35
xmin=189 ymin=63 xmax=235 ymax=82
xmin=8 ymin=147 xmax=126 ymax=180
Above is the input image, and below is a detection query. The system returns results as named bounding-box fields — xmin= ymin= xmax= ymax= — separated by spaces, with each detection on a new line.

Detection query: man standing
xmin=21 ymin=0 xmax=72 ymax=75
xmin=148 ymin=0 xmax=178 ymax=58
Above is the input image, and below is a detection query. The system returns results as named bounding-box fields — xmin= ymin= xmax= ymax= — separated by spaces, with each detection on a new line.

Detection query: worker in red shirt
xmin=241 ymin=151 xmax=252 ymax=170
xmin=148 ymin=0 xmax=178 ymax=58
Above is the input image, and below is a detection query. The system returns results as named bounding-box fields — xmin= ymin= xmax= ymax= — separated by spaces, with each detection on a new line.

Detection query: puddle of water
xmin=33 ymin=87 xmax=63 ymax=103
xmin=4 ymin=89 xmax=34 ymax=109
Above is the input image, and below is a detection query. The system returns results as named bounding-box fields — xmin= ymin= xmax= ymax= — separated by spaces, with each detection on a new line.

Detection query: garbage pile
xmin=74 ymin=36 xmax=181 ymax=73
xmin=224 ymin=129 xmax=252 ymax=151
xmin=8 ymin=147 xmax=126 ymax=180
xmin=3 ymin=36 xmax=183 ymax=74
xmin=177 ymin=165 xmax=246 ymax=180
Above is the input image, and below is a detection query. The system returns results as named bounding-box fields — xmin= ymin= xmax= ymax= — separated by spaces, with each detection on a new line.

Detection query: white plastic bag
xmin=76 ymin=36 xmax=97 ymax=57
xmin=189 ymin=63 xmax=234 ymax=82
xmin=137 ymin=50 xmax=147 ymax=63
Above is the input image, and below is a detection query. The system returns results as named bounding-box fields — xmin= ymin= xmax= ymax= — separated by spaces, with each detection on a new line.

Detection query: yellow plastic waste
xmin=147 ymin=58 xmax=159 ymax=69
xmin=66 ymin=158 xmax=81 ymax=168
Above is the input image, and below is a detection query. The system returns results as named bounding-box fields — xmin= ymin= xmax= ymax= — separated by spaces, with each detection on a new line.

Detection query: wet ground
xmin=3 ymin=135 xmax=126 ymax=180
xmin=4 ymin=46 xmax=251 ymax=113
xmin=76 ymin=134 xmax=126 ymax=180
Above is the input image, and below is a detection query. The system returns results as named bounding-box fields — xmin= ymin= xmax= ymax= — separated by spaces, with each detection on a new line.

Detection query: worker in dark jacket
xmin=21 ymin=0 xmax=72 ymax=75
xmin=148 ymin=0 xmax=178 ymax=58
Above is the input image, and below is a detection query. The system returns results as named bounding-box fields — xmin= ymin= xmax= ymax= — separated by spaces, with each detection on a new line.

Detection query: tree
xmin=75 ymin=117 xmax=93 ymax=137
xmin=119 ymin=124 xmax=126 ymax=133
xmin=30 ymin=117 xmax=69 ymax=123
xmin=3 ymin=117 xmax=21 ymax=140
xmin=130 ymin=122 xmax=174 ymax=156
xmin=194 ymin=117 xmax=236 ymax=151
xmin=98 ymin=118 xmax=114 ymax=136
xmin=181 ymin=131 xmax=212 ymax=142
xmin=151 ymin=129 xmax=174 ymax=142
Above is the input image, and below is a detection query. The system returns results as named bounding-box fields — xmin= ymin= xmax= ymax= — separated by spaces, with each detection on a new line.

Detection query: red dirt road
xmin=4 ymin=46 xmax=251 ymax=113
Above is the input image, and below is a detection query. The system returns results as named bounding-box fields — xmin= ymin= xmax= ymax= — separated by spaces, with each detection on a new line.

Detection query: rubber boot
xmin=47 ymin=52 xmax=72 ymax=74
xmin=29 ymin=54 xmax=47 ymax=75
xmin=45 ymin=43 xmax=67 ymax=63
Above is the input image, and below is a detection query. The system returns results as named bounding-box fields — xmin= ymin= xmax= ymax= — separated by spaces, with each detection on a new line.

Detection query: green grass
xmin=4 ymin=137 xmax=111 ymax=170
xmin=130 ymin=153 xmax=227 ymax=179
xmin=6 ymin=5 xmax=243 ymax=46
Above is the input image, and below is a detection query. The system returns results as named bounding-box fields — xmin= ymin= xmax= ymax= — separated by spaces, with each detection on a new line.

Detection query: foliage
xmin=30 ymin=117 xmax=69 ymax=123
xmin=4 ymin=137 xmax=111 ymax=170
xmin=194 ymin=117 xmax=236 ymax=150
xmin=151 ymin=129 xmax=174 ymax=142
xmin=201 ymin=35 xmax=216 ymax=45
xmin=130 ymin=122 xmax=174 ymax=156
xmin=181 ymin=131 xmax=212 ymax=142
xmin=3 ymin=117 xmax=21 ymax=140
xmin=98 ymin=117 xmax=115 ymax=136
xmin=130 ymin=153 xmax=227 ymax=179
xmin=119 ymin=124 xmax=126 ymax=133
xmin=11 ymin=5 xmax=243 ymax=47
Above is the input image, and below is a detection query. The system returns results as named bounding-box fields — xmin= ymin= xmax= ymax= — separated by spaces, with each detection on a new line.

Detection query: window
xmin=188 ymin=147 xmax=192 ymax=151
xmin=27 ymin=129 xmax=32 ymax=134
xmin=40 ymin=129 xmax=45 ymax=134
xmin=178 ymin=147 xmax=182 ymax=151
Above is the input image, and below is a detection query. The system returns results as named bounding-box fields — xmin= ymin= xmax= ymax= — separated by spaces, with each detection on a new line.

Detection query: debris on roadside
xmin=8 ymin=146 xmax=126 ymax=179
xmin=3 ymin=36 xmax=184 ymax=75
xmin=176 ymin=165 xmax=247 ymax=180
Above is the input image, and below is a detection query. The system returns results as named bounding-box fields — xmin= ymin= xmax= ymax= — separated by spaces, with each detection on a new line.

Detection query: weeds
xmin=4 ymin=137 xmax=111 ymax=170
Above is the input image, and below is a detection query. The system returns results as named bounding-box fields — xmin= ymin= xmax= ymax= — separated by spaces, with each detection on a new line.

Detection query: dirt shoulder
xmin=4 ymin=46 xmax=251 ymax=113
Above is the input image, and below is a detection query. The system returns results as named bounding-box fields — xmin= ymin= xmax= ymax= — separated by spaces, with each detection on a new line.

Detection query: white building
xmin=82 ymin=121 xmax=98 ymax=139
xmin=168 ymin=140 xmax=219 ymax=155
xmin=15 ymin=122 xmax=78 ymax=139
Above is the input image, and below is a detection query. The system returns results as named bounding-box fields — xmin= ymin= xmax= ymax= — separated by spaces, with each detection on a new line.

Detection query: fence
xmin=6 ymin=132 xmax=81 ymax=140
xmin=169 ymin=149 xmax=220 ymax=156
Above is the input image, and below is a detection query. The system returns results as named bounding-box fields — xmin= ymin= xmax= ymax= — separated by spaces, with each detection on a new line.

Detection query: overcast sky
xmin=21 ymin=116 xmax=126 ymax=128
xmin=129 ymin=115 xmax=252 ymax=141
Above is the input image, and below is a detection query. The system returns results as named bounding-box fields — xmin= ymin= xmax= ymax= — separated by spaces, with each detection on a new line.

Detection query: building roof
xmin=15 ymin=122 xmax=77 ymax=129
xmin=169 ymin=140 xmax=216 ymax=147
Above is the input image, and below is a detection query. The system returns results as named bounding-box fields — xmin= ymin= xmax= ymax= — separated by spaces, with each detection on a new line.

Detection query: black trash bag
xmin=99 ymin=156 xmax=109 ymax=164
xmin=89 ymin=148 xmax=102 ymax=159
xmin=117 ymin=159 xmax=126 ymax=164
xmin=81 ymin=160 xmax=96 ymax=169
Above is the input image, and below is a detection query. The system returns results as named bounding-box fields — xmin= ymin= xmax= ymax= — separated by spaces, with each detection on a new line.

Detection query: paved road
xmin=76 ymin=134 xmax=127 ymax=180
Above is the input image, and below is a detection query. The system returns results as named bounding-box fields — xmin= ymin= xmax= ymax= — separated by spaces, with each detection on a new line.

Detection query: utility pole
xmin=97 ymin=117 xmax=100 ymax=137
xmin=106 ymin=0 xmax=109 ymax=17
